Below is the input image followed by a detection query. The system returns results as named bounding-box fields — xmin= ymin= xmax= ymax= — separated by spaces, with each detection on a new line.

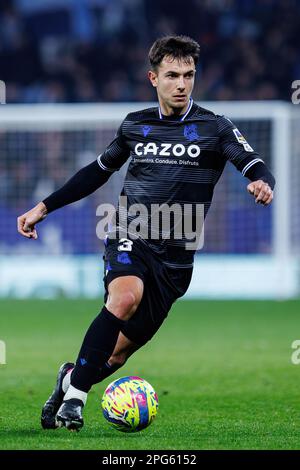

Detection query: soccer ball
xmin=101 ymin=376 xmax=159 ymax=432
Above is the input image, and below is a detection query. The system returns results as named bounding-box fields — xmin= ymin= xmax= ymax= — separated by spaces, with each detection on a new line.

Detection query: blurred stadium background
xmin=1 ymin=0 xmax=300 ymax=452
xmin=0 ymin=0 xmax=299 ymax=299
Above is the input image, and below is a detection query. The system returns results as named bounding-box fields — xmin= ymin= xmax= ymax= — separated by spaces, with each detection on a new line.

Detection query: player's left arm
xmin=217 ymin=115 xmax=275 ymax=206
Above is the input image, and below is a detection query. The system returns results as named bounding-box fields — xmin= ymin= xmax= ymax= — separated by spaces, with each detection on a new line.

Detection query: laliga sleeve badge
xmin=233 ymin=128 xmax=254 ymax=152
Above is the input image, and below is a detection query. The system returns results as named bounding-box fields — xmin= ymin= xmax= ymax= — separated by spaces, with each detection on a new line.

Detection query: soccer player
xmin=17 ymin=35 xmax=275 ymax=431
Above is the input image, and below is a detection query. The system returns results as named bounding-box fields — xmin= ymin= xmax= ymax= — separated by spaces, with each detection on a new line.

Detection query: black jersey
xmin=97 ymin=100 xmax=264 ymax=268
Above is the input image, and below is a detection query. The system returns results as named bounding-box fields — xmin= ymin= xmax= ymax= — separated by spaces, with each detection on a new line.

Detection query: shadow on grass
xmin=0 ymin=427 xmax=146 ymax=440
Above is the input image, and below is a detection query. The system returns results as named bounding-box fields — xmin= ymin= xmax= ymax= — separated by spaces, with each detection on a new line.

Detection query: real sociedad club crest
xmin=184 ymin=124 xmax=199 ymax=141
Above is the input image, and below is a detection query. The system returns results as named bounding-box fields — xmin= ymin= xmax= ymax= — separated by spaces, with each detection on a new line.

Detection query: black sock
xmin=71 ymin=306 xmax=126 ymax=392
xmin=94 ymin=361 xmax=122 ymax=384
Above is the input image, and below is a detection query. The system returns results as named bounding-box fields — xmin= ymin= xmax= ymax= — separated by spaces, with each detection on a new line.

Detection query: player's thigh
xmin=103 ymin=237 xmax=148 ymax=318
xmin=120 ymin=274 xmax=176 ymax=346
xmin=121 ymin=265 xmax=193 ymax=346
xmin=106 ymin=275 xmax=144 ymax=319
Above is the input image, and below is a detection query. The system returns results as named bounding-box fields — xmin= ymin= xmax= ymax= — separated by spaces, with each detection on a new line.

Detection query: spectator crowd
xmin=0 ymin=0 xmax=299 ymax=104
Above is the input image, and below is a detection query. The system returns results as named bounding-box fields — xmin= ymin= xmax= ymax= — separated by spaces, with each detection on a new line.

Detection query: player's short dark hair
xmin=149 ymin=35 xmax=200 ymax=70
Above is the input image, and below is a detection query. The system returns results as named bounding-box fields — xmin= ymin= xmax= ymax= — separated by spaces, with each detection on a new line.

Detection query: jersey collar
xmin=158 ymin=98 xmax=194 ymax=121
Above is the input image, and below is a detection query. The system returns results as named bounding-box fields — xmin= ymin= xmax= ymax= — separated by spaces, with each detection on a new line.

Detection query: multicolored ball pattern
xmin=101 ymin=376 xmax=159 ymax=432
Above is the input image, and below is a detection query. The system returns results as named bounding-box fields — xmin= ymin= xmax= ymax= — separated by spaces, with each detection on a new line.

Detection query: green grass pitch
xmin=0 ymin=298 xmax=299 ymax=450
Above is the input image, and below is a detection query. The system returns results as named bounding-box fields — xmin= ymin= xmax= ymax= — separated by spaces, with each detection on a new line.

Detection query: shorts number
xmin=118 ymin=238 xmax=133 ymax=252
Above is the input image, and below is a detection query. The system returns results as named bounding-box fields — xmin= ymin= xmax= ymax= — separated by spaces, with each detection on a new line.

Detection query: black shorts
xmin=103 ymin=237 xmax=193 ymax=346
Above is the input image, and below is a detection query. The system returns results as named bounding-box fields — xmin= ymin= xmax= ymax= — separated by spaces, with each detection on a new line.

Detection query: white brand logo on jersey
xmin=134 ymin=142 xmax=201 ymax=159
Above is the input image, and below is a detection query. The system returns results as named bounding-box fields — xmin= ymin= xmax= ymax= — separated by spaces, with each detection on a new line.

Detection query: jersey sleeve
xmin=97 ymin=119 xmax=131 ymax=173
xmin=217 ymin=115 xmax=264 ymax=177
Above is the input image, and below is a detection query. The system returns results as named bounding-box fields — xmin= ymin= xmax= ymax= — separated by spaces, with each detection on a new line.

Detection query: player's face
xmin=148 ymin=56 xmax=196 ymax=115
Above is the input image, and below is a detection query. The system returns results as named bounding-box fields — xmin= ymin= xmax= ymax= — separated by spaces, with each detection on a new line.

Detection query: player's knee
xmin=108 ymin=291 xmax=139 ymax=320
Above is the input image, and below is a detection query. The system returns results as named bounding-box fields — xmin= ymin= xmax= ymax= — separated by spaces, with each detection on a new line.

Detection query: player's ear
xmin=148 ymin=70 xmax=158 ymax=88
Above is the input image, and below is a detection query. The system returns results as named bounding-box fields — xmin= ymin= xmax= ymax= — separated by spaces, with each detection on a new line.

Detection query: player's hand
xmin=247 ymin=180 xmax=273 ymax=206
xmin=17 ymin=202 xmax=48 ymax=239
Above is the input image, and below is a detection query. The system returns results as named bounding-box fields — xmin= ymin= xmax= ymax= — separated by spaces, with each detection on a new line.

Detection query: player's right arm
xmin=17 ymin=122 xmax=130 ymax=239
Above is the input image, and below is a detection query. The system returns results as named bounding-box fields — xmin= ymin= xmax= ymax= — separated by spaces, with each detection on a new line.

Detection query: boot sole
xmin=55 ymin=416 xmax=84 ymax=431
